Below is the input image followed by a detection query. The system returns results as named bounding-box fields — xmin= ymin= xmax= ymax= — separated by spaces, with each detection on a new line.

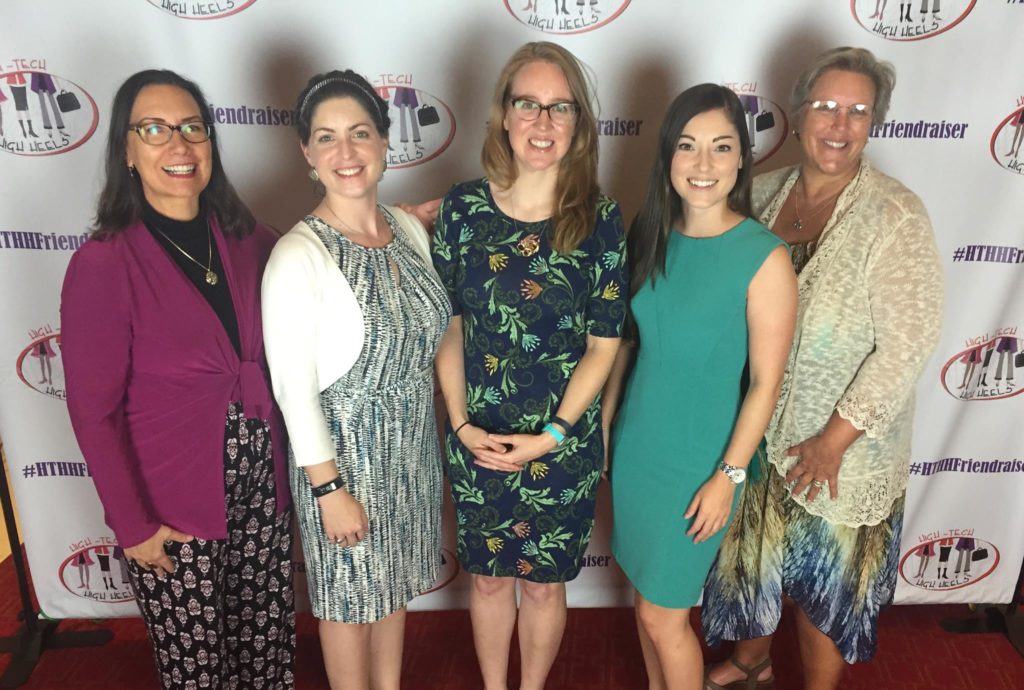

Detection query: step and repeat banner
xmin=0 ymin=0 xmax=1022 ymax=619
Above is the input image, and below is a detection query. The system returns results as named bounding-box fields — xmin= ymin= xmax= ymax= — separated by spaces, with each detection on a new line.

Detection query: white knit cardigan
xmin=261 ymin=205 xmax=436 ymax=468
xmin=755 ymin=161 xmax=944 ymax=527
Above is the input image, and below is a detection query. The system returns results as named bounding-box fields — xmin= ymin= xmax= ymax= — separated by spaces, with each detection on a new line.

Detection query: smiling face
xmin=503 ymin=60 xmax=576 ymax=177
xmin=798 ymin=69 xmax=875 ymax=180
xmin=670 ymin=108 xmax=743 ymax=215
xmin=302 ymin=96 xmax=387 ymax=201
xmin=126 ymin=84 xmax=212 ymax=219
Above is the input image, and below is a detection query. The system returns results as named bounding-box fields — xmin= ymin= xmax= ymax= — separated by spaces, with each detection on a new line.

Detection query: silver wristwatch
xmin=718 ymin=462 xmax=747 ymax=485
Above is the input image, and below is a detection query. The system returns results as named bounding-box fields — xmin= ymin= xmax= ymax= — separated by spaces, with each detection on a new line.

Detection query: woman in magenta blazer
xmin=60 ymin=70 xmax=295 ymax=690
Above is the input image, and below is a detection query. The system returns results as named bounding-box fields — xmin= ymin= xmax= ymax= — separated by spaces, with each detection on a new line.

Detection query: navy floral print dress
xmin=432 ymin=178 xmax=627 ymax=582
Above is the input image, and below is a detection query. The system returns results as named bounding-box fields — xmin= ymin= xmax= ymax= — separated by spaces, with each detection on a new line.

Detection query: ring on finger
xmin=811 ymin=479 xmax=824 ymax=488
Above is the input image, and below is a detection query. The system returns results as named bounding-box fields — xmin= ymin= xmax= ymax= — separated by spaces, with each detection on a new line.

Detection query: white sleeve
xmin=262 ymin=233 xmax=336 ymax=468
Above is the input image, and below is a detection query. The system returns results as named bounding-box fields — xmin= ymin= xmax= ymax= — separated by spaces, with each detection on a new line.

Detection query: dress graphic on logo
xmin=1004 ymin=108 xmax=1024 ymax=159
xmin=30 ymin=71 xmax=64 ymax=133
xmin=392 ymin=87 xmax=422 ymax=149
xmin=3 ymin=72 xmax=38 ymax=138
xmin=74 ymin=548 xmax=95 ymax=589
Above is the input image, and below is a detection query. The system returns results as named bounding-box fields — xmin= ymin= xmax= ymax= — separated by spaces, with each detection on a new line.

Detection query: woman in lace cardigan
xmin=701 ymin=47 xmax=943 ymax=690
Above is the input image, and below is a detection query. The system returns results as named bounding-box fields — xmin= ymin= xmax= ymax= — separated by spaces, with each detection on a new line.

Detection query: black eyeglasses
xmin=129 ymin=121 xmax=213 ymax=146
xmin=507 ymin=97 xmax=579 ymax=125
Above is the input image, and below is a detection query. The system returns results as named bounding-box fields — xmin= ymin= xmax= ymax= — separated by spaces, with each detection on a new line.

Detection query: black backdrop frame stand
xmin=0 ymin=449 xmax=112 ymax=689
xmin=940 ymin=550 xmax=1024 ymax=657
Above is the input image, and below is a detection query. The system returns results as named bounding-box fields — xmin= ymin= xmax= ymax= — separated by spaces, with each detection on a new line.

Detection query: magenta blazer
xmin=61 ymin=218 xmax=289 ymax=548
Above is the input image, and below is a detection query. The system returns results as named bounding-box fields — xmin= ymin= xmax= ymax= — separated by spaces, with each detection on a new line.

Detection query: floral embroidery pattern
xmin=433 ymin=179 xmax=627 ymax=581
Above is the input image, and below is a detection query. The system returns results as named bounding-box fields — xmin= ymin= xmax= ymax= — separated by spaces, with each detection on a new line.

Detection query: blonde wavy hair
xmin=481 ymin=42 xmax=600 ymax=255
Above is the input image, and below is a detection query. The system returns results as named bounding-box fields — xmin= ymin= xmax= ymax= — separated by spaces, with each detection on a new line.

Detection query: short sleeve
xmin=585 ymin=197 xmax=628 ymax=337
xmin=431 ymin=189 xmax=463 ymax=316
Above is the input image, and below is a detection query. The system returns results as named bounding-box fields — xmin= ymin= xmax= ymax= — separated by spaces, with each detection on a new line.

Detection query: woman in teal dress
xmin=433 ymin=42 xmax=626 ymax=690
xmin=603 ymin=84 xmax=797 ymax=690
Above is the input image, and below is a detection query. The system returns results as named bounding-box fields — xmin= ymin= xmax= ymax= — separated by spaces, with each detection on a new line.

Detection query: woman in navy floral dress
xmin=432 ymin=42 xmax=627 ymax=689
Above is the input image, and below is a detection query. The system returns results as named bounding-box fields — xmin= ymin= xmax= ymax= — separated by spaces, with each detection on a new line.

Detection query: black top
xmin=142 ymin=201 xmax=241 ymax=355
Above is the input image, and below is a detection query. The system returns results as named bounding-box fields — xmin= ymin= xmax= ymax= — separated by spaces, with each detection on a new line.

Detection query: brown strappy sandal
xmin=703 ymin=656 xmax=775 ymax=690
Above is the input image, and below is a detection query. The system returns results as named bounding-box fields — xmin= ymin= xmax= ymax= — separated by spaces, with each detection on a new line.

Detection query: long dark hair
xmin=92 ymin=69 xmax=254 ymax=239
xmin=627 ymin=84 xmax=754 ymax=300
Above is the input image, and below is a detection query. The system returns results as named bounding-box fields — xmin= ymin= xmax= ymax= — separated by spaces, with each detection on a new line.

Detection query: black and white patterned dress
xmin=291 ymin=210 xmax=452 ymax=623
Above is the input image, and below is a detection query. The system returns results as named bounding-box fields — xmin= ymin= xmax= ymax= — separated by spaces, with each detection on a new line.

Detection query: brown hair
xmin=481 ymin=42 xmax=600 ymax=254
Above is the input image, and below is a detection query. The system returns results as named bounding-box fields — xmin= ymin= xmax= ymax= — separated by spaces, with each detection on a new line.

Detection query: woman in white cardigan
xmin=701 ymin=48 xmax=943 ymax=690
xmin=262 ymin=69 xmax=451 ymax=690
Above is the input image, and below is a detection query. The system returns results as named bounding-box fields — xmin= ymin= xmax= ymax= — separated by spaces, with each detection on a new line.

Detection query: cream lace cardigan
xmin=755 ymin=161 xmax=944 ymax=527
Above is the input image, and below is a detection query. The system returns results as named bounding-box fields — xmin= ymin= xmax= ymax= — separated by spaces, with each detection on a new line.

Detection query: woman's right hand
xmin=123 ymin=524 xmax=194 ymax=578
xmin=317 ymin=489 xmax=369 ymax=547
xmin=396 ymin=198 xmax=442 ymax=231
xmin=456 ymin=424 xmax=520 ymax=472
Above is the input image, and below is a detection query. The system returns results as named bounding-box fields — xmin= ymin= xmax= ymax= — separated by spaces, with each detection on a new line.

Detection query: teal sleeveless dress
xmin=611 ymin=218 xmax=784 ymax=608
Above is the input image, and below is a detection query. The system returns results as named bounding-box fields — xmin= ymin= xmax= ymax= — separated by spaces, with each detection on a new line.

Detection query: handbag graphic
xmin=56 ymin=89 xmax=80 ymax=113
xmin=417 ymin=103 xmax=440 ymax=127
xmin=971 ymin=548 xmax=989 ymax=562
xmin=755 ymin=110 xmax=775 ymax=132
xmin=1015 ymin=351 xmax=1024 ymax=368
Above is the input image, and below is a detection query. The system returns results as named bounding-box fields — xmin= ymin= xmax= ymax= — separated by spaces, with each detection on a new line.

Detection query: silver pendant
xmin=793 ymin=219 xmax=803 ymax=231
xmin=205 ymin=271 xmax=219 ymax=286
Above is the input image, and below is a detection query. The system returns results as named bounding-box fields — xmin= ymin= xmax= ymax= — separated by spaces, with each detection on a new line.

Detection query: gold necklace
xmin=323 ymin=200 xmax=388 ymax=246
xmin=792 ymin=185 xmax=842 ymax=232
xmin=153 ymin=221 xmax=218 ymax=285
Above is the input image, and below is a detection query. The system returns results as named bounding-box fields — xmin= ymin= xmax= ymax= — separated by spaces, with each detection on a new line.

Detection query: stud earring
xmin=128 ymin=164 xmax=137 ymax=178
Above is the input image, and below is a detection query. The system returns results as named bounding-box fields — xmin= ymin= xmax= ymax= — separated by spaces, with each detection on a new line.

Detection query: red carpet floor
xmin=2 ymin=553 xmax=1022 ymax=689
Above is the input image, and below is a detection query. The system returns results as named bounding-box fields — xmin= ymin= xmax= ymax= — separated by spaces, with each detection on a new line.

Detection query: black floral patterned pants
xmin=125 ymin=402 xmax=296 ymax=689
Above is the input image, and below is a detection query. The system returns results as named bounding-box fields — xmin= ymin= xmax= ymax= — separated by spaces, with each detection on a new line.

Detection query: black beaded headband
xmin=299 ymin=76 xmax=386 ymax=124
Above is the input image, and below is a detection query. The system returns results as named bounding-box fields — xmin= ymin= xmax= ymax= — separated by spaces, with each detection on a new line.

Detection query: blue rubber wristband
xmin=542 ymin=423 xmax=565 ymax=446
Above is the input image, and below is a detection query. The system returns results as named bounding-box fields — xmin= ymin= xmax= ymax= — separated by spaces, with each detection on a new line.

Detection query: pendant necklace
xmin=154 ymin=220 xmax=219 ymax=285
xmin=792 ymin=184 xmax=842 ymax=232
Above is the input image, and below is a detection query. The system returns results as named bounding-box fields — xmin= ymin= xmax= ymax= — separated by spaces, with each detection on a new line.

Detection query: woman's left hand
xmin=474 ymin=432 xmax=558 ymax=471
xmin=684 ymin=473 xmax=736 ymax=544
xmin=785 ymin=434 xmax=842 ymax=501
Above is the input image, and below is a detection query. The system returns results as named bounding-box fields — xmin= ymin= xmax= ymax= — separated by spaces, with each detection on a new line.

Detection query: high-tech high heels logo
xmin=59 ymin=538 xmax=137 ymax=604
xmin=725 ymin=84 xmax=788 ymax=165
xmin=0 ymin=64 xmax=99 ymax=157
xmin=991 ymin=103 xmax=1024 ymax=175
xmin=940 ymin=328 xmax=1024 ymax=402
xmin=146 ymin=0 xmax=258 ymax=20
xmin=899 ymin=530 xmax=999 ymax=592
xmin=375 ymin=75 xmax=456 ymax=170
xmin=506 ymin=0 xmax=631 ymax=35
xmin=850 ymin=0 xmax=976 ymax=41
xmin=17 ymin=325 xmax=65 ymax=400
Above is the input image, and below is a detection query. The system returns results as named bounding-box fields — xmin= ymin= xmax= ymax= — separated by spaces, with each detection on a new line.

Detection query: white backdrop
xmin=1 ymin=0 xmax=1022 ymax=619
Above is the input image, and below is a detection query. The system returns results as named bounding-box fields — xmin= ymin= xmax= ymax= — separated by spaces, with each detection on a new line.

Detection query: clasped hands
xmin=457 ymin=424 xmax=558 ymax=472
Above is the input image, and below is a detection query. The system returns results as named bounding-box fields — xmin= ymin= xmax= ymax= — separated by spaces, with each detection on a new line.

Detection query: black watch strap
xmin=311 ymin=476 xmax=344 ymax=498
